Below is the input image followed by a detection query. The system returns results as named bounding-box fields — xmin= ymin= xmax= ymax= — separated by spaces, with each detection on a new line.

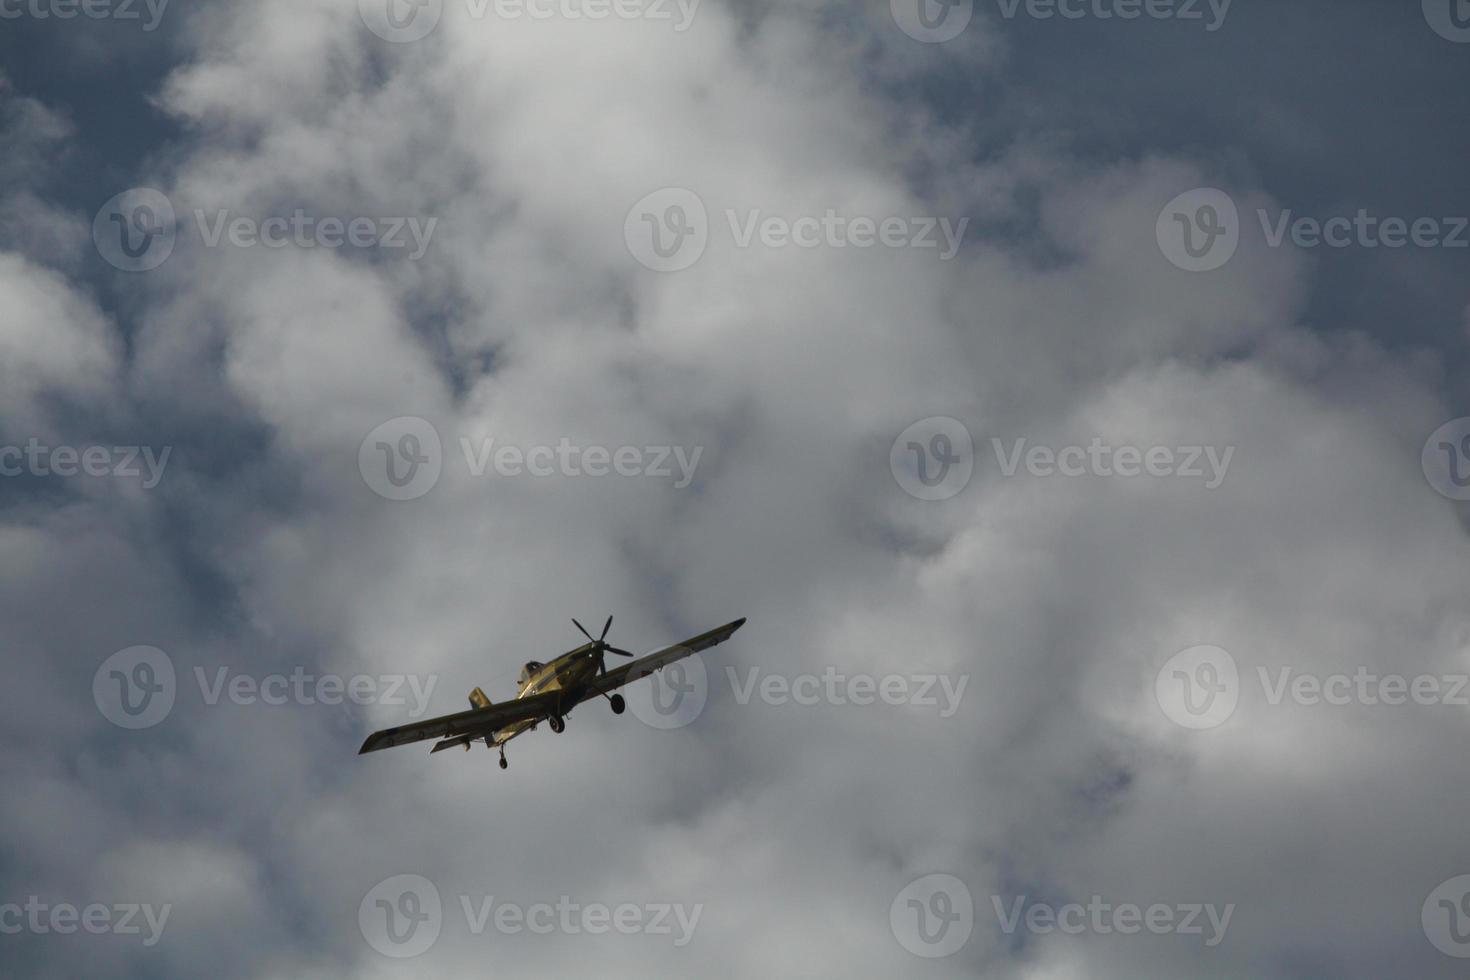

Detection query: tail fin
xmin=468 ymin=686 xmax=492 ymax=709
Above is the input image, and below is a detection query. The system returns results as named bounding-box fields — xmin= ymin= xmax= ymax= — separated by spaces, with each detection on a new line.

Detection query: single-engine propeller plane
xmin=358 ymin=616 xmax=745 ymax=768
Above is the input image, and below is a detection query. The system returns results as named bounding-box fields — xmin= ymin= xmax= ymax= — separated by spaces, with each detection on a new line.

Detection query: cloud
xmin=2 ymin=2 xmax=1468 ymax=978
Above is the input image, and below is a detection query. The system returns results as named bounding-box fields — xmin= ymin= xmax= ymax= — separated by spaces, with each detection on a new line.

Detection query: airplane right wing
xmin=576 ymin=617 xmax=746 ymax=705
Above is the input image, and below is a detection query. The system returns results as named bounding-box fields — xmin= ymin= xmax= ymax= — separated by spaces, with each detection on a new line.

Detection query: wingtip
xmin=358 ymin=731 xmax=389 ymax=755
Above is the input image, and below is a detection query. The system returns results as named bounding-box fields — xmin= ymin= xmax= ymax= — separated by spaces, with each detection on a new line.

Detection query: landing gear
xmin=498 ymin=746 xmax=508 ymax=769
xmin=609 ymin=693 xmax=626 ymax=715
xmin=549 ymin=714 xmax=566 ymax=733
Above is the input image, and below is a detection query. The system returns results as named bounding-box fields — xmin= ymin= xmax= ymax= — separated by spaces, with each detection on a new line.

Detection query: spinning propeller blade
xmin=572 ymin=616 xmax=635 ymax=664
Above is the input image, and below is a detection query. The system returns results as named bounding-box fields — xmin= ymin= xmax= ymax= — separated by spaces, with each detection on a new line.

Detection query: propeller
xmin=572 ymin=616 xmax=635 ymax=674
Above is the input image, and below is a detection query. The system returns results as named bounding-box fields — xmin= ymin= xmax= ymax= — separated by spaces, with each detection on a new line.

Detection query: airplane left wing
xmin=358 ymin=691 xmax=560 ymax=754
xmin=576 ymin=617 xmax=746 ymax=705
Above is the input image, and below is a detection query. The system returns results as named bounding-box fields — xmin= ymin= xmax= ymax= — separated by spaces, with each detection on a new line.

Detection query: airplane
xmin=358 ymin=615 xmax=746 ymax=768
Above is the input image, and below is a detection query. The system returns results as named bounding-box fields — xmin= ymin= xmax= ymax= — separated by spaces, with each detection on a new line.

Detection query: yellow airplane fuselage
xmin=489 ymin=644 xmax=603 ymax=746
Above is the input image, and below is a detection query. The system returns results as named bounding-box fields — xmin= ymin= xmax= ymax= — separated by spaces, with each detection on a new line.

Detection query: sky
xmin=2 ymin=0 xmax=1470 ymax=977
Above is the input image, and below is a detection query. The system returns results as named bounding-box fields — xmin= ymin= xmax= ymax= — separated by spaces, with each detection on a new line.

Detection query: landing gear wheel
xmin=498 ymin=756 xmax=508 ymax=770
xmin=609 ymin=694 xmax=626 ymax=715
xmin=549 ymin=714 xmax=566 ymax=733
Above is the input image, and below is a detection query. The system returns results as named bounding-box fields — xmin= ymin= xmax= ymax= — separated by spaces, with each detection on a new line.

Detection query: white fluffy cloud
xmin=3 ymin=2 xmax=1468 ymax=978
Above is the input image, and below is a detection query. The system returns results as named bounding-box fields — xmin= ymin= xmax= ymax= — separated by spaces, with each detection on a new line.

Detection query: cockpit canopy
xmin=518 ymin=661 xmax=544 ymax=685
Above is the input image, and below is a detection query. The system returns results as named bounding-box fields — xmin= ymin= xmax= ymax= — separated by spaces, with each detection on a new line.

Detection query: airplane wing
xmin=577 ymin=617 xmax=746 ymax=705
xmin=358 ymin=691 xmax=560 ymax=754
